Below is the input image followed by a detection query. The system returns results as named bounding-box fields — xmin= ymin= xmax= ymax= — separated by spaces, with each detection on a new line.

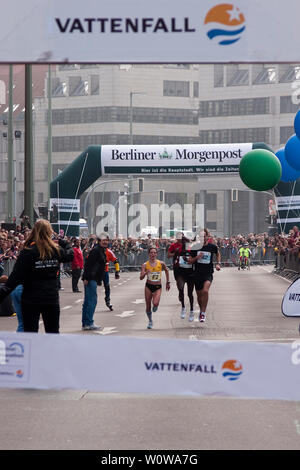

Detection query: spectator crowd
xmin=1 ymin=221 xmax=300 ymax=273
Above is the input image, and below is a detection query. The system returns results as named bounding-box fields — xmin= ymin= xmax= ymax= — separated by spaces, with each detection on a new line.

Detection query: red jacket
xmin=71 ymin=246 xmax=84 ymax=270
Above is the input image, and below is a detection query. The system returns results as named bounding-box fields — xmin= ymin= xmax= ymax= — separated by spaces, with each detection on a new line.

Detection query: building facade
xmin=1 ymin=63 xmax=299 ymax=236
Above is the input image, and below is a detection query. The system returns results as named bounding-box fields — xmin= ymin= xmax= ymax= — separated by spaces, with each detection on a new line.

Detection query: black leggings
xmin=21 ymin=301 xmax=60 ymax=333
xmin=174 ymin=270 xmax=194 ymax=310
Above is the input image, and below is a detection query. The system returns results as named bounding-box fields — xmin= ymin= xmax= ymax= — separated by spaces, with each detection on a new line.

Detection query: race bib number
xmin=147 ymin=271 xmax=161 ymax=281
xmin=197 ymin=251 xmax=211 ymax=264
xmin=179 ymin=256 xmax=191 ymax=269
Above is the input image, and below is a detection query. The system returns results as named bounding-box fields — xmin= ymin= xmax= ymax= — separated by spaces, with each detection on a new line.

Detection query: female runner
xmin=140 ymin=246 xmax=170 ymax=329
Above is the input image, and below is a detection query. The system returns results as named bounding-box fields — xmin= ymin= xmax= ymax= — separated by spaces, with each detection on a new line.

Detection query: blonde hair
xmin=24 ymin=219 xmax=60 ymax=260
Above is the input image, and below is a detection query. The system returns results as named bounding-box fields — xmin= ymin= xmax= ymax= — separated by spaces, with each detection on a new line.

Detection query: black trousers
xmin=21 ymin=301 xmax=60 ymax=333
xmin=72 ymin=268 xmax=82 ymax=292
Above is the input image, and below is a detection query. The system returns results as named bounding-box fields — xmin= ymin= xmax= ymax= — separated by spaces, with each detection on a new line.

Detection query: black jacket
xmin=82 ymin=244 xmax=106 ymax=285
xmin=0 ymin=239 xmax=73 ymax=305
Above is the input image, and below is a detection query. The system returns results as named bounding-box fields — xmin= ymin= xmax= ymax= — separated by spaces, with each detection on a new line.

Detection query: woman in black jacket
xmin=0 ymin=219 xmax=73 ymax=333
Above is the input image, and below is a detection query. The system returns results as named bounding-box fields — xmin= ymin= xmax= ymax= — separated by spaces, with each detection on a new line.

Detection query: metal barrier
xmin=112 ymin=245 xmax=276 ymax=271
xmin=274 ymin=250 xmax=300 ymax=281
xmin=1 ymin=245 xmax=277 ymax=277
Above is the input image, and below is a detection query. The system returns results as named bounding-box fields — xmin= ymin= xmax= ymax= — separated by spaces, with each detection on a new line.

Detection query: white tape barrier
xmin=0 ymin=331 xmax=300 ymax=401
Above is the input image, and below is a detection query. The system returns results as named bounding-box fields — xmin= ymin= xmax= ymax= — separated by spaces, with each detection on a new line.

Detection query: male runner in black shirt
xmin=188 ymin=229 xmax=221 ymax=323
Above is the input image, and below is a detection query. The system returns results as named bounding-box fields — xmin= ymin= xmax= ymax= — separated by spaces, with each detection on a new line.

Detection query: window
xmin=163 ymin=80 xmax=190 ymax=97
xmin=280 ymin=126 xmax=294 ymax=144
xmin=193 ymin=82 xmax=199 ymax=98
xmin=253 ymin=67 xmax=276 ymax=85
xmin=279 ymin=65 xmax=300 ymax=83
xmin=91 ymin=75 xmax=99 ymax=95
xmin=51 ymin=78 xmax=67 ymax=97
xmin=199 ymin=128 xmax=270 ymax=144
xmin=280 ymin=96 xmax=300 ymax=114
xmin=199 ymin=98 xmax=270 ymax=118
xmin=69 ymin=76 xmax=88 ymax=96
xmin=227 ymin=69 xmax=249 ymax=86
xmin=206 ymin=193 xmax=217 ymax=210
xmin=51 ymin=106 xmax=198 ymax=125
xmin=214 ymin=65 xmax=224 ymax=88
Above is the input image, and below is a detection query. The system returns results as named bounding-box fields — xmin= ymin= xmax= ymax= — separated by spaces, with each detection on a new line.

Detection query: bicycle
xmin=238 ymin=256 xmax=250 ymax=271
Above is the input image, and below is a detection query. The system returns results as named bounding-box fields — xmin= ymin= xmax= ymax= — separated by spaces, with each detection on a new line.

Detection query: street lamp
xmin=128 ymin=91 xmax=147 ymax=235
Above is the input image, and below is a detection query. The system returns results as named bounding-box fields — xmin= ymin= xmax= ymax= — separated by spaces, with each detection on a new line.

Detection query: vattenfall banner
xmin=1 ymin=332 xmax=300 ymax=401
xmin=0 ymin=0 xmax=298 ymax=63
xmin=101 ymin=144 xmax=253 ymax=175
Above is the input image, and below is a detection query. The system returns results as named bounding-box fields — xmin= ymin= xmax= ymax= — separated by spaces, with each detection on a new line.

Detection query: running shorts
xmin=145 ymin=283 xmax=162 ymax=293
xmin=194 ymin=274 xmax=213 ymax=291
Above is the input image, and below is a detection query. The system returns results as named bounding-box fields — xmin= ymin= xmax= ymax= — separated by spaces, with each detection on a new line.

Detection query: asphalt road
xmin=1 ymin=265 xmax=300 ymax=450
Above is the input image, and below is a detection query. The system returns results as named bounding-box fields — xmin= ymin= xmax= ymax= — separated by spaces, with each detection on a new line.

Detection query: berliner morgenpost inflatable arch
xmin=50 ymin=142 xmax=272 ymax=236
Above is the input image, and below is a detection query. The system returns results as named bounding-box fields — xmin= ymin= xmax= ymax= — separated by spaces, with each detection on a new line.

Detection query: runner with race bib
xmin=188 ymin=229 xmax=221 ymax=323
xmin=140 ymin=246 xmax=170 ymax=329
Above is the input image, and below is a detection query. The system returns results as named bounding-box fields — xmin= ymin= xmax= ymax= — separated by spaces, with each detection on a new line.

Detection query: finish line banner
xmin=1 ymin=0 xmax=300 ymax=63
xmin=101 ymin=144 xmax=252 ymax=175
xmin=1 ymin=332 xmax=300 ymax=401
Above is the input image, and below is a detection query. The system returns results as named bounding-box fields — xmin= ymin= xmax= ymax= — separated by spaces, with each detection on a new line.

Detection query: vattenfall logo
xmin=144 ymin=359 xmax=243 ymax=380
xmin=204 ymin=4 xmax=246 ymax=45
xmin=54 ymin=3 xmax=245 ymax=44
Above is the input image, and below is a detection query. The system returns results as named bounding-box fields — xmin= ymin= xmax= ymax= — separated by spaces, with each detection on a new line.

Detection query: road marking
xmin=95 ymin=327 xmax=118 ymax=335
xmin=75 ymin=299 xmax=83 ymax=303
xmin=115 ymin=310 xmax=135 ymax=318
xmin=62 ymin=305 xmax=72 ymax=310
xmin=189 ymin=335 xmax=198 ymax=340
xmin=132 ymin=299 xmax=145 ymax=304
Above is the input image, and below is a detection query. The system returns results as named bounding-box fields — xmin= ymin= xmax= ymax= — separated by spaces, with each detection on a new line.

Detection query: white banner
xmin=1 ymin=0 xmax=300 ymax=63
xmin=282 ymin=278 xmax=300 ymax=317
xmin=101 ymin=144 xmax=252 ymax=175
xmin=1 ymin=332 xmax=300 ymax=401
xmin=50 ymin=198 xmax=80 ymax=213
xmin=276 ymin=195 xmax=300 ymax=212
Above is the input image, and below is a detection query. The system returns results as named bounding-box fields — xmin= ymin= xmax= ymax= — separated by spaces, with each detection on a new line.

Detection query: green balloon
xmin=239 ymin=149 xmax=282 ymax=191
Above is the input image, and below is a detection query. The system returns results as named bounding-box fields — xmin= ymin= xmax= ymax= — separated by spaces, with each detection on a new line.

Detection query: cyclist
xmin=140 ymin=245 xmax=170 ymax=329
xmin=238 ymin=243 xmax=251 ymax=270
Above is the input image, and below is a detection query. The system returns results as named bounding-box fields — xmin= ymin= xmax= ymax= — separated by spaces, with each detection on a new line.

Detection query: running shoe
xmin=82 ymin=324 xmax=101 ymax=331
xmin=147 ymin=320 xmax=153 ymax=329
xmin=199 ymin=312 xmax=206 ymax=323
xmin=153 ymin=305 xmax=158 ymax=313
xmin=188 ymin=310 xmax=194 ymax=322
xmin=180 ymin=307 xmax=186 ymax=319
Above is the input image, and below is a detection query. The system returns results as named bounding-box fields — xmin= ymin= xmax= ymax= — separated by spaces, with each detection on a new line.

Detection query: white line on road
xmin=95 ymin=327 xmax=118 ymax=335
xmin=75 ymin=299 xmax=83 ymax=303
xmin=115 ymin=311 xmax=135 ymax=318
xmin=132 ymin=299 xmax=145 ymax=304
xmin=62 ymin=305 xmax=72 ymax=310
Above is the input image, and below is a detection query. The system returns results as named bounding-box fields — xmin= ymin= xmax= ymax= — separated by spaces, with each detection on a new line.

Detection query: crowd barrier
xmin=274 ymin=251 xmax=300 ymax=281
xmin=0 ymin=246 xmax=277 ymax=276
xmin=113 ymin=246 xmax=276 ymax=271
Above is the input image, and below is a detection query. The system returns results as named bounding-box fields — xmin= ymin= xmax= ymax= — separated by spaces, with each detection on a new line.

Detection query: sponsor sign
xmin=282 ymin=278 xmax=300 ymax=317
xmin=0 ymin=332 xmax=300 ymax=401
xmin=50 ymin=198 xmax=80 ymax=213
xmin=101 ymin=144 xmax=252 ymax=175
xmin=1 ymin=1 xmax=300 ymax=63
